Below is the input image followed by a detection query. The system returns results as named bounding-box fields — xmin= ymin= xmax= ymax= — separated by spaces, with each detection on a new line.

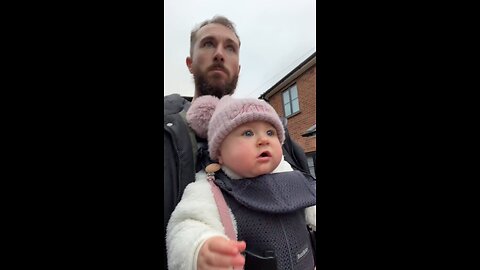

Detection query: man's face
xmin=187 ymin=23 xmax=241 ymax=98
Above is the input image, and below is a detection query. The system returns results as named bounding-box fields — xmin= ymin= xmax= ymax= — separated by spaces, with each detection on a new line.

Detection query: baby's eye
xmin=242 ymin=130 xmax=254 ymax=137
xmin=267 ymin=130 xmax=275 ymax=136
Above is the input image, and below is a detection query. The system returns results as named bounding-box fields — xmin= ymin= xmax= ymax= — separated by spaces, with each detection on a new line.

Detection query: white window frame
xmin=282 ymin=84 xmax=300 ymax=117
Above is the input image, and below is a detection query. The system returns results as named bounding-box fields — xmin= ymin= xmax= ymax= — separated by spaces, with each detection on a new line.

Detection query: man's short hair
xmin=189 ymin=15 xmax=241 ymax=57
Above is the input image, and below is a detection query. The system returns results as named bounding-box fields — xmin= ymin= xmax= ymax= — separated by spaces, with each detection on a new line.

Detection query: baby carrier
xmin=204 ymin=164 xmax=316 ymax=270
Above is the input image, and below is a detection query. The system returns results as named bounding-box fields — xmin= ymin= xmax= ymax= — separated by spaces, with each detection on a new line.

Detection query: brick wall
xmin=269 ymin=65 xmax=316 ymax=153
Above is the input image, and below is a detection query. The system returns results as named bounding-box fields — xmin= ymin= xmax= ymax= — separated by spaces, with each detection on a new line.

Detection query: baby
xmin=166 ymin=95 xmax=316 ymax=270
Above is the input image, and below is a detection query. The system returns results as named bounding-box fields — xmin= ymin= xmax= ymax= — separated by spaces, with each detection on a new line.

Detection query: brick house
xmin=259 ymin=52 xmax=317 ymax=177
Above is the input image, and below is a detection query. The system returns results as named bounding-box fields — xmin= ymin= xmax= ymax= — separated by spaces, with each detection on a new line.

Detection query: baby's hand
xmin=197 ymin=236 xmax=246 ymax=270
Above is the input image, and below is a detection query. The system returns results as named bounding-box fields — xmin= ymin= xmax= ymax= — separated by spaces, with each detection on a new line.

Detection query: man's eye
xmin=242 ymin=130 xmax=254 ymax=137
xmin=267 ymin=130 xmax=275 ymax=136
xmin=203 ymin=41 xmax=214 ymax=47
xmin=226 ymin=45 xmax=235 ymax=52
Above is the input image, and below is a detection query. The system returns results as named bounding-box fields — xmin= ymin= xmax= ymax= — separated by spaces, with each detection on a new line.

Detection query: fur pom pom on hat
xmin=186 ymin=95 xmax=285 ymax=160
xmin=185 ymin=95 xmax=219 ymax=139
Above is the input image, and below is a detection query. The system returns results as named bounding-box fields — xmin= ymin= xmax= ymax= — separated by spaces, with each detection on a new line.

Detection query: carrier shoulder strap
xmin=178 ymin=109 xmax=198 ymax=171
xmin=280 ymin=118 xmax=310 ymax=176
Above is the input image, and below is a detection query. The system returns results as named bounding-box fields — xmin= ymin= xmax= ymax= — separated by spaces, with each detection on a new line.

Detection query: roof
xmin=259 ymin=51 xmax=316 ymax=100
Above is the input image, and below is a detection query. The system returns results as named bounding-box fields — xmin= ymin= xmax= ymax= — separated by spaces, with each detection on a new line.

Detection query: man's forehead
xmin=196 ymin=23 xmax=239 ymax=44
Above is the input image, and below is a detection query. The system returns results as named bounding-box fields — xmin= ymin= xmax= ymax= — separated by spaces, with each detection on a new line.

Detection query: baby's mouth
xmin=258 ymin=151 xmax=271 ymax=158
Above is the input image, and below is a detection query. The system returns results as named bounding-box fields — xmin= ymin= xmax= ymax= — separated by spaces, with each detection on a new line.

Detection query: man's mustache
xmin=208 ymin=64 xmax=229 ymax=75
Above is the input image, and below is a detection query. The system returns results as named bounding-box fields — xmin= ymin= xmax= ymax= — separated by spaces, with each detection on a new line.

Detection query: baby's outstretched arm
xmin=197 ymin=236 xmax=246 ymax=270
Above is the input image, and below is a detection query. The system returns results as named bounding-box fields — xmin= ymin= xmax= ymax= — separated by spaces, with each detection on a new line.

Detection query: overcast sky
xmin=164 ymin=0 xmax=316 ymax=98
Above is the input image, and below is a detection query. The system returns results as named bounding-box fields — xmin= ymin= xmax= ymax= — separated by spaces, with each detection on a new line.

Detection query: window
xmin=282 ymin=84 xmax=300 ymax=117
xmin=306 ymin=152 xmax=316 ymax=178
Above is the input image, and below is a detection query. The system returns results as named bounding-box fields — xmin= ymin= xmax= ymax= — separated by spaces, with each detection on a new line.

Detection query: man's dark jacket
xmin=163 ymin=93 xmax=311 ymax=269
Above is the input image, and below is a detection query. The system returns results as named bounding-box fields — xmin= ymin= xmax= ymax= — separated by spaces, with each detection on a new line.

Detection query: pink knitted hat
xmin=186 ymin=95 xmax=285 ymax=160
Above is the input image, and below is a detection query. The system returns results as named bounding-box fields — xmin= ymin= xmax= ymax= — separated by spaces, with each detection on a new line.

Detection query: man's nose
xmin=213 ymin=47 xmax=225 ymax=62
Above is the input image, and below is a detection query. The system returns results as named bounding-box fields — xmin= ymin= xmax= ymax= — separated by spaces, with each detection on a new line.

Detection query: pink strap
xmin=207 ymin=174 xmax=243 ymax=270
xmin=207 ymin=174 xmax=237 ymax=241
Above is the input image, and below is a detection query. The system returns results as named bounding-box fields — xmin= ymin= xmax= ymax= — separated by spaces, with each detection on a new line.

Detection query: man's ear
xmin=186 ymin=57 xmax=193 ymax=74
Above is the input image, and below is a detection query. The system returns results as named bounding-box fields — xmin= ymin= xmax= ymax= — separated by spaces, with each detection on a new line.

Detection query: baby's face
xmin=218 ymin=121 xmax=282 ymax=178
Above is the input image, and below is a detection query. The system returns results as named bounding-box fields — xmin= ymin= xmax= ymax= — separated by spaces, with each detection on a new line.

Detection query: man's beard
xmin=193 ymin=72 xmax=238 ymax=99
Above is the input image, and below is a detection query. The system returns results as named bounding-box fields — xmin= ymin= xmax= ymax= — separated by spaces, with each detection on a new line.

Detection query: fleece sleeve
xmin=305 ymin=205 xmax=316 ymax=231
xmin=166 ymin=172 xmax=229 ymax=270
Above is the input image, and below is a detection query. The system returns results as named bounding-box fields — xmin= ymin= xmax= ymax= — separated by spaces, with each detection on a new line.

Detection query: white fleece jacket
xmin=166 ymin=157 xmax=316 ymax=270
